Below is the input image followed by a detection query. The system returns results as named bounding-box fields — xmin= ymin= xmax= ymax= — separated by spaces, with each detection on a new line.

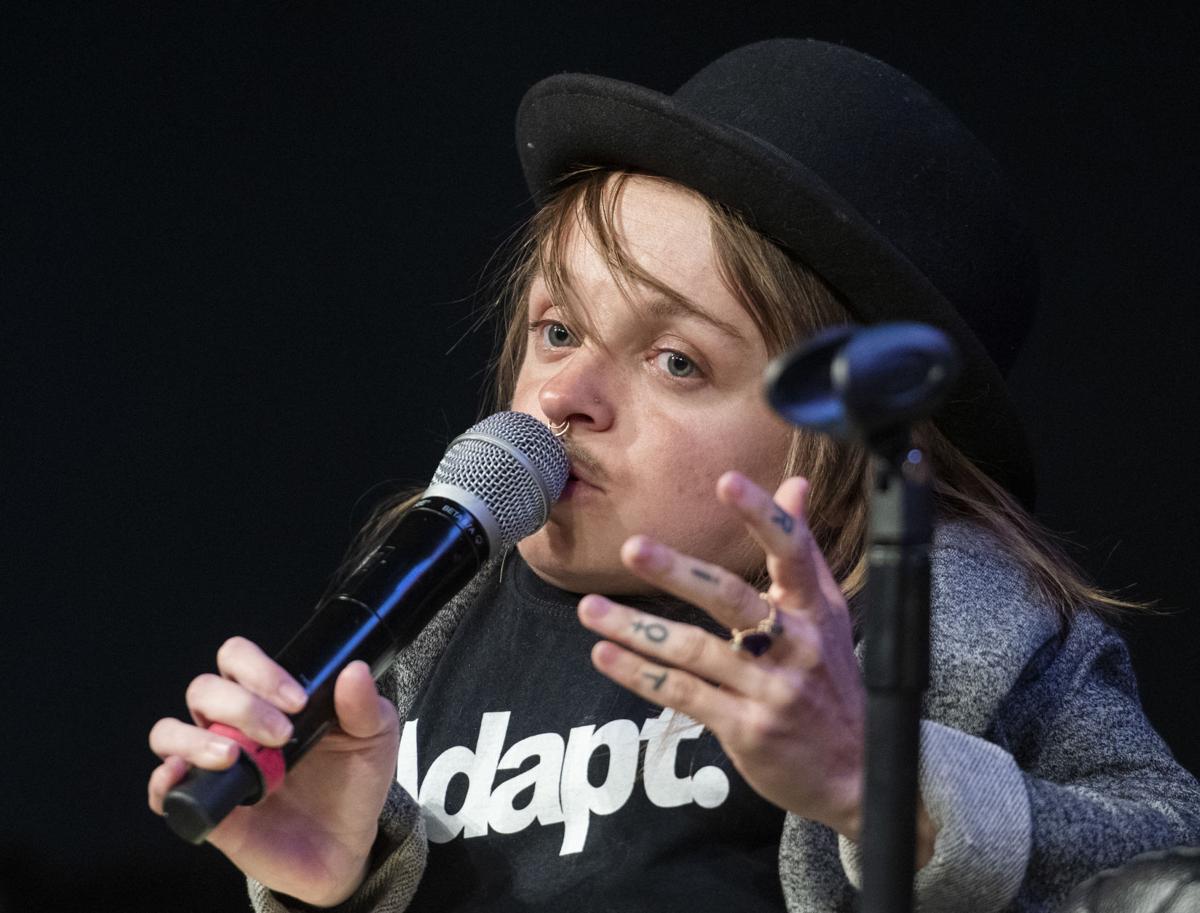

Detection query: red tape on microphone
xmin=208 ymin=722 xmax=287 ymax=797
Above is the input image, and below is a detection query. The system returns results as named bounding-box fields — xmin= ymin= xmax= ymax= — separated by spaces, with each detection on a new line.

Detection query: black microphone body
xmin=279 ymin=497 xmax=487 ymax=751
xmin=163 ymin=412 xmax=568 ymax=844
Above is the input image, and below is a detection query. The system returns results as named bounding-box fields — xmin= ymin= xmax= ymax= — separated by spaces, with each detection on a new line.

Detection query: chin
xmin=516 ymin=535 xmax=648 ymax=597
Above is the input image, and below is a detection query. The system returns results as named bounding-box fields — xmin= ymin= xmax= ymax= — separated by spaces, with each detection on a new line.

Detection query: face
xmin=512 ymin=175 xmax=794 ymax=595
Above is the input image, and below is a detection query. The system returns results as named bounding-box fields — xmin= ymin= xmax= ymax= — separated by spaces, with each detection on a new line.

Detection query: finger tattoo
xmin=690 ymin=566 xmax=718 ymax=584
xmin=771 ymin=504 xmax=795 ymax=534
xmin=632 ymin=619 xmax=668 ymax=643
xmin=642 ymin=669 xmax=668 ymax=691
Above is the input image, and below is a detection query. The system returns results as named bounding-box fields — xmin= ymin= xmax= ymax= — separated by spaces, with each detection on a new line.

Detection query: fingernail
xmin=270 ymin=715 xmax=294 ymax=741
xmin=632 ymin=538 xmax=669 ymax=571
xmin=279 ymin=681 xmax=307 ymax=709
xmin=580 ymin=595 xmax=610 ymax=619
xmin=593 ymin=641 xmax=620 ymax=665
xmin=205 ymin=740 xmax=236 ymax=764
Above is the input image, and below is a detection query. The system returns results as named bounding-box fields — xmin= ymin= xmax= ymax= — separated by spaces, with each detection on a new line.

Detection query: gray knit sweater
xmin=248 ymin=520 xmax=1200 ymax=912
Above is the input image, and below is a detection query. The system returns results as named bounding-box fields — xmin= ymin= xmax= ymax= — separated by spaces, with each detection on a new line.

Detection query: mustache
xmin=561 ymin=439 xmax=607 ymax=483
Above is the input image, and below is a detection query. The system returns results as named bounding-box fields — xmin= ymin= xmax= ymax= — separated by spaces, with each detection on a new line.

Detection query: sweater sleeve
xmin=837 ymin=616 xmax=1200 ymax=913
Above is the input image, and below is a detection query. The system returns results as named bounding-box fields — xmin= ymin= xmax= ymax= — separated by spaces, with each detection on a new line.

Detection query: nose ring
xmin=549 ymin=420 xmax=570 ymax=438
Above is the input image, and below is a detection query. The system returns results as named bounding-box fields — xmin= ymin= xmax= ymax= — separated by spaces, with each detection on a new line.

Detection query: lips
xmin=556 ymin=442 xmax=606 ymax=501
xmin=567 ymin=462 xmax=597 ymax=488
xmin=557 ymin=460 xmax=602 ymax=501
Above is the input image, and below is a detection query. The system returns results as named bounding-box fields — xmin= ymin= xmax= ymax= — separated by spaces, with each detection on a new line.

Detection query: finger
xmin=185 ymin=673 xmax=295 ymax=747
xmin=589 ymin=640 xmax=743 ymax=732
xmin=332 ymin=661 xmax=397 ymax=740
xmin=149 ymin=716 xmax=240 ymax=768
xmin=215 ymin=636 xmax=308 ymax=713
xmin=578 ymin=595 xmax=773 ymax=696
xmin=771 ymin=476 xmax=845 ymax=609
xmin=619 ymin=535 xmax=768 ymax=630
xmin=717 ymin=471 xmax=825 ymax=607
xmin=147 ymin=755 xmax=190 ymax=815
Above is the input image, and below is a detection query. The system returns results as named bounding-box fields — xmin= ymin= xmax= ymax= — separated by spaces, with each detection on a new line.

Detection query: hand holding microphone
xmin=147 ymin=643 xmax=399 ymax=906
xmin=146 ymin=412 xmax=567 ymax=905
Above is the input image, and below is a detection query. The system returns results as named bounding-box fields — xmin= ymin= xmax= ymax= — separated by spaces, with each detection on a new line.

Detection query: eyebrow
xmin=528 ymin=270 xmax=750 ymax=346
xmin=642 ymin=295 xmax=748 ymax=344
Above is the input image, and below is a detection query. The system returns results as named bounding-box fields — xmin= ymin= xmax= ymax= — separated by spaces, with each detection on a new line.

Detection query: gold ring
xmin=729 ymin=592 xmax=784 ymax=657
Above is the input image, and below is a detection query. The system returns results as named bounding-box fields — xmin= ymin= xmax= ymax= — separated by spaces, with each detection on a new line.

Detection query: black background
xmin=3 ymin=3 xmax=1198 ymax=911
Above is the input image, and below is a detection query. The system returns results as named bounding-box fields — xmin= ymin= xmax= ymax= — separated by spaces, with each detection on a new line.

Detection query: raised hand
xmin=578 ymin=470 xmax=870 ymax=840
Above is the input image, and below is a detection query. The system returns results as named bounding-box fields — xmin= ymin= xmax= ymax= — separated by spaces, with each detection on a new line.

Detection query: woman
xmin=146 ymin=39 xmax=1200 ymax=912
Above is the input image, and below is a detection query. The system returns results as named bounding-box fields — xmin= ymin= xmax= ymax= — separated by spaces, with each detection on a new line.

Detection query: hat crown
xmin=673 ymin=39 xmax=1036 ymax=376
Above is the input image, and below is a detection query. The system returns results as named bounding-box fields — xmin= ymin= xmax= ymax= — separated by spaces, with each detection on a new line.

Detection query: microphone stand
xmin=762 ymin=321 xmax=955 ymax=913
xmin=859 ymin=428 xmax=932 ymax=913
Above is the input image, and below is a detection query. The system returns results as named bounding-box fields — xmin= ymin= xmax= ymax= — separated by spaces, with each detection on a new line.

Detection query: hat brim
xmin=516 ymin=73 xmax=1035 ymax=505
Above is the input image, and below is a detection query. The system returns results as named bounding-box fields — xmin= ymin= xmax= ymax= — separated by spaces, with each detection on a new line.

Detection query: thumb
xmin=332 ymin=661 xmax=394 ymax=739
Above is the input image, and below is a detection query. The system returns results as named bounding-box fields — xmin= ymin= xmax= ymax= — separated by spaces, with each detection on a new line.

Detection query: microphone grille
xmin=429 ymin=411 xmax=569 ymax=551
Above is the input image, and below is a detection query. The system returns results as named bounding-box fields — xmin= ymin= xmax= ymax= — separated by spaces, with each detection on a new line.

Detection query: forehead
xmin=536 ymin=174 xmax=724 ymax=305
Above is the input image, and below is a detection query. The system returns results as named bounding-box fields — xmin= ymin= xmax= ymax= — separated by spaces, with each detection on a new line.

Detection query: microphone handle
xmin=162 ymin=497 xmax=487 ymax=844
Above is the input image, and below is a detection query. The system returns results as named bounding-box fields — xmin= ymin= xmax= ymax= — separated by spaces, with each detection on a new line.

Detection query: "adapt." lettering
xmin=396 ymin=708 xmax=731 ymax=855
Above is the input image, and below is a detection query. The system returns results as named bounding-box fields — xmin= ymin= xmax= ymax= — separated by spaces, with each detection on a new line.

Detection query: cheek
xmin=509 ymin=363 xmax=539 ymax=413
xmin=649 ymin=414 xmax=792 ymax=559
xmin=669 ymin=455 xmax=715 ymax=502
xmin=674 ymin=416 xmax=788 ymax=488
xmin=632 ymin=429 xmax=756 ymax=554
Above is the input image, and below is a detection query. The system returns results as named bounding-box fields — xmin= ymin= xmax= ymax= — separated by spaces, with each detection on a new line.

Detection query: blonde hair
xmin=350 ymin=167 xmax=1139 ymax=620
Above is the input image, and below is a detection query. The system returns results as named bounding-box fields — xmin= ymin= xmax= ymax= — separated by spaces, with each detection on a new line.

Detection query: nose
xmin=538 ymin=348 xmax=615 ymax=434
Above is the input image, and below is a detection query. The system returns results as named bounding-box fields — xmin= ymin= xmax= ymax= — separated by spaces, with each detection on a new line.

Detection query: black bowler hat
xmin=515 ymin=38 xmax=1038 ymax=506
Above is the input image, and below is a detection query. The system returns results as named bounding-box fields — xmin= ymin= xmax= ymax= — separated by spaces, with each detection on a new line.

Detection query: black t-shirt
xmin=402 ymin=554 xmax=787 ymax=912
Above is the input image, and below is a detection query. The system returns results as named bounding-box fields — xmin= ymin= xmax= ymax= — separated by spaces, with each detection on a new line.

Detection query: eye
xmin=528 ymin=320 xmax=576 ymax=349
xmin=657 ymin=350 xmax=699 ymax=378
xmin=544 ymin=322 xmax=573 ymax=347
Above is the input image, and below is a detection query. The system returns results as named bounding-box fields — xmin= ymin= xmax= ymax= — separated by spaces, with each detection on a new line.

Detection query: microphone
xmin=163 ymin=411 xmax=569 ymax=844
xmin=763 ymin=322 xmax=960 ymax=446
